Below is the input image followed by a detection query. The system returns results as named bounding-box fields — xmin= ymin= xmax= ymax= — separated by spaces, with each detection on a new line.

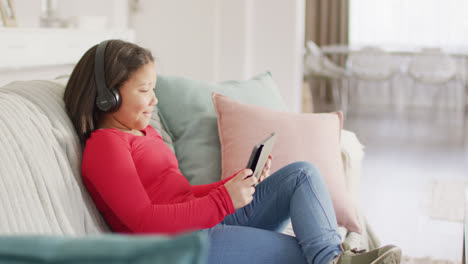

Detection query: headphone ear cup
xmin=95 ymin=87 xmax=120 ymax=112
xmin=109 ymin=88 xmax=121 ymax=112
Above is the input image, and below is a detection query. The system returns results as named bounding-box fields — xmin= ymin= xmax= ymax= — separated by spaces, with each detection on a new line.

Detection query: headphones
xmin=95 ymin=40 xmax=121 ymax=112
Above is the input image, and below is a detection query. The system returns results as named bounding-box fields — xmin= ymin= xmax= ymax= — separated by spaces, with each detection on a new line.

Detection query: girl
xmin=64 ymin=39 xmax=401 ymax=264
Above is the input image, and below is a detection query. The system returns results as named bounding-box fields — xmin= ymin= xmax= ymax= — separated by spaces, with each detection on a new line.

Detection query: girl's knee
xmin=288 ymin=161 xmax=322 ymax=182
xmin=273 ymin=161 xmax=323 ymax=185
xmin=289 ymin=161 xmax=320 ymax=174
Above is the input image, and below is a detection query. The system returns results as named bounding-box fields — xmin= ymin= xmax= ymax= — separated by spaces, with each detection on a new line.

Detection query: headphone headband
xmin=94 ymin=40 xmax=120 ymax=112
xmin=94 ymin=40 xmax=109 ymax=97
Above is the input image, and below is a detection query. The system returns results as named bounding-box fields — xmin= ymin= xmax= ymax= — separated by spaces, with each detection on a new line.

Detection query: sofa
xmin=0 ymin=74 xmax=380 ymax=263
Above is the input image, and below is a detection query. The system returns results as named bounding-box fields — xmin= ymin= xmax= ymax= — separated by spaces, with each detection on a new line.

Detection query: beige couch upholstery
xmin=0 ymin=78 xmax=379 ymax=249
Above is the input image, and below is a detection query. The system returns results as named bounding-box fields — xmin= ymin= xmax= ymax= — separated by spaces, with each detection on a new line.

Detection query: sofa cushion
xmin=0 ymin=231 xmax=208 ymax=264
xmin=212 ymin=92 xmax=362 ymax=233
xmin=155 ymin=72 xmax=288 ymax=185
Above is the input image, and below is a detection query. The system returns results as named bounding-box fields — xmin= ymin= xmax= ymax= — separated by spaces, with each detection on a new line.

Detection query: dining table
xmin=320 ymin=44 xmax=468 ymax=124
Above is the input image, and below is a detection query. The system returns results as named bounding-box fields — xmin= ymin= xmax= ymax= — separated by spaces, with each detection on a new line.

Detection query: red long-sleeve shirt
xmin=81 ymin=125 xmax=236 ymax=235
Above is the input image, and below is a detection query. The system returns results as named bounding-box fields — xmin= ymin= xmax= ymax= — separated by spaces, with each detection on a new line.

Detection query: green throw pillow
xmin=155 ymin=71 xmax=288 ymax=185
xmin=0 ymin=231 xmax=208 ymax=264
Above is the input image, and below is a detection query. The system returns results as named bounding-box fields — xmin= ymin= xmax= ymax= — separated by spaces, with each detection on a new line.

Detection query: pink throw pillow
xmin=212 ymin=92 xmax=361 ymax=233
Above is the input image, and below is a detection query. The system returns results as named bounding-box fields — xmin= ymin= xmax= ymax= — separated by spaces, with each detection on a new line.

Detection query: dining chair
xmin=407 ymin=48 xmax=461 ymax=109
xmin=346 ymin=46 xmax=401 ymax=112
xmin=303 ymin=41 xmax=351 ymax=116
xmin=407 ymin=48 xmax=467 ymax=131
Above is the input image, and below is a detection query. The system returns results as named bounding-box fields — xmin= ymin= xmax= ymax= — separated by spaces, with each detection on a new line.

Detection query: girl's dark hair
xmin=64 ymin=39 xmax=154 ymax=146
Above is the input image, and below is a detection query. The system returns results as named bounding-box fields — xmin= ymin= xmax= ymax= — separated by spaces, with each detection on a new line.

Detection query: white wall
xmin=133 ymin=0 xmax=305 ymax=112
xmin=133 ymin=0 xmax=217 ymax=82
xmin=214 ymin=0 xmax=252 ymax=81
xmin=250 ymin=0 xmax=305 ymax=112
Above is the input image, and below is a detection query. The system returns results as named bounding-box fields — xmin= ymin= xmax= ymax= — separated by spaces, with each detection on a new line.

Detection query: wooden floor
xmin=313 ymin=96 xmax=467 ymax=261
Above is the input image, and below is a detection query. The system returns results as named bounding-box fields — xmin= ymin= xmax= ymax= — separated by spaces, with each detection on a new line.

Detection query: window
xmin=349 ymin=0 xmax=468 ymax=47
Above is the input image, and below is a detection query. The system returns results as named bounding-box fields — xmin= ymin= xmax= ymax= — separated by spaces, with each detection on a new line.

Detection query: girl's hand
xmin=259 ymin=154 xmax=273 ymax=183
xmin=224 ymin=169 xmax=258 ymax=210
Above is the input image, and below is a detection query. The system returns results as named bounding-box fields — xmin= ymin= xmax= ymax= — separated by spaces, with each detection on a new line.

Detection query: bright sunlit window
xmin=349 ymin=0 xmax=468 ymax=47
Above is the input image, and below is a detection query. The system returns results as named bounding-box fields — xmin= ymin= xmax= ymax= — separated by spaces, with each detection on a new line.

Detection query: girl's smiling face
xmin=99 ymin=61 xmax=158 ymax=134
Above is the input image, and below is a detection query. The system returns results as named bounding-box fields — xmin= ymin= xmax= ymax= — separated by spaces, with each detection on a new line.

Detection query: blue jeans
xmin=206 ymin=161 xmax=343 ymax=264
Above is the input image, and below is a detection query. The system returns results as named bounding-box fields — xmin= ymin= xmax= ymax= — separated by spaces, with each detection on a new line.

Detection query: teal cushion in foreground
xmin=0 ymin=231 xmax=208 ymax=264
xmin=155 ymin=72 xmax=288 ymax=185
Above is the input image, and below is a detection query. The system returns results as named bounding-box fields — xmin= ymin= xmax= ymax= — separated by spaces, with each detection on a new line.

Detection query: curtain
xmin=305 ymin=0 xmax=348 ymax=47
xmin=304 ymin=0 xmax=349 ymax=107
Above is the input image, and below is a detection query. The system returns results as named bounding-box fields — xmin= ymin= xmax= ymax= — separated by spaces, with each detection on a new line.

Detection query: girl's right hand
xmin=223 ymin=169 xmax=257 ymax=210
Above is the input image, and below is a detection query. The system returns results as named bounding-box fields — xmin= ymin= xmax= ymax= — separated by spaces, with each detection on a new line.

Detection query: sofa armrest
xmin=340 ymin=129 xmax=365 ymax=207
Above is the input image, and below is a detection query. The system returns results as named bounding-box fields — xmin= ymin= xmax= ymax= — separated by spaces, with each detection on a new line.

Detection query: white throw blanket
xmin=0 ymin=80 xmax=109 ymax=235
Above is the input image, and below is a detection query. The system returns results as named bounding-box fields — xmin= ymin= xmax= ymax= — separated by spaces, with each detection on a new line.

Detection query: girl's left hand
xmin=259 ymin=154 xmax=273 ymax=183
